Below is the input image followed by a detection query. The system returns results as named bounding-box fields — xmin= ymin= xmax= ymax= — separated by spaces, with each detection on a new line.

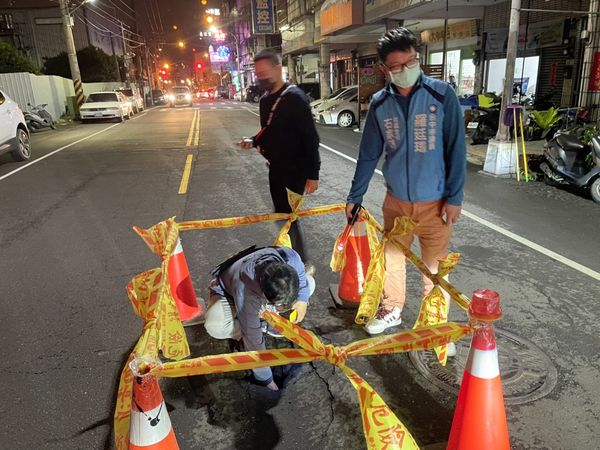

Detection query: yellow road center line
xmin=178 ymin=154 xmax=194 ymax=194
xmin=186 ymin=110 xmax=197 ymax=146
xmin=193 ymin=112 xmax=201 ymax=146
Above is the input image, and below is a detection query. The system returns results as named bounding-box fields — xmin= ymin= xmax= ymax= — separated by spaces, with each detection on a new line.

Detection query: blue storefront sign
xmin=251 ymin=0 xmax=275 ymax=34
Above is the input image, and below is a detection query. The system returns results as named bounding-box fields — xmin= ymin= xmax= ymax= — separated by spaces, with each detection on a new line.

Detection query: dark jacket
xmin=254 ymin=84 xmax=321 ymax=180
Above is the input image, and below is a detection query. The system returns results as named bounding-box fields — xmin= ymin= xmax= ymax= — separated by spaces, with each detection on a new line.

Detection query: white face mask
xmin=389 ymin=63 xmax=421 ymax=89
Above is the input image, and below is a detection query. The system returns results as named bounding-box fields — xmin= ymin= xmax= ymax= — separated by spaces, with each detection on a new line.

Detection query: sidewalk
xmin=467 ymin=137 xmax=546 ymax=165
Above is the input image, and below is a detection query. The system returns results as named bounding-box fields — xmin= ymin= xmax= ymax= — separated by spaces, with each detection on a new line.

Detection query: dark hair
xmin=254 ymin=49 xmax=282 ymax=66
xmin=259 ymin=261 xmax=299 ymax=309
xmin=377 ymin=27 xmax=419 ymax=62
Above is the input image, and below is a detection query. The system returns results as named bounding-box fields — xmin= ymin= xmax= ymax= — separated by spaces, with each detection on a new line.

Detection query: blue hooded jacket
xmin=347 ymin=74 xmax=466 ymax=206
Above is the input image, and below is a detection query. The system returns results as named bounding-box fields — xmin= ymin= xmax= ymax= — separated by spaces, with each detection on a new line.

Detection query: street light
xmin=70 ymin=0 xmax=95 ymax=14
xmin=178 ymin=41 xmax=185 ymax=48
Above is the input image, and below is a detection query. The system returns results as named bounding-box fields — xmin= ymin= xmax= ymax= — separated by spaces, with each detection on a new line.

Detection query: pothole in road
xmin=409 ymin=327 xmax=558 ymax=405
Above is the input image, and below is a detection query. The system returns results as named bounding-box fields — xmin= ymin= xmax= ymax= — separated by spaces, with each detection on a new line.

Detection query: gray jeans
xmin=203 ymin=292 xmax=242 ymax=340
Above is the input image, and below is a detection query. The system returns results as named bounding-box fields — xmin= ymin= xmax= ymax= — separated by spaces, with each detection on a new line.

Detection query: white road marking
xmin=245 ymin=107 xmax=259 ymax=116
xmin=0 ymin=123 xmax=121 ymax=182
xmin=210 ymin=107 xmax=217 ymax=110
xmin=318 ymin=143 xmax=600 ymax=281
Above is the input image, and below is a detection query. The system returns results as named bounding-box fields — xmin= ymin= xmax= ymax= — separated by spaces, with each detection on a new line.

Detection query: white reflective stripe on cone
xmin=130 ymin=401 xmax=173 ymax=446
xmin=173 ymin=238 xmax=183 ymax=255
xmin=465 ymin=348 xmax=500 ymax=379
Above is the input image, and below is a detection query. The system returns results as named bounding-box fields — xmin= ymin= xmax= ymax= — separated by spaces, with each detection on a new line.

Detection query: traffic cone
xmin=129 ymin=371 xmax=179 ymax=449
xmin=168 ymin=237 xmax=202 ymax=322
xmin=446 ymin=289 xmax=510 ymax=450
xmin=330 ymin=221 xmax=371 ymax=309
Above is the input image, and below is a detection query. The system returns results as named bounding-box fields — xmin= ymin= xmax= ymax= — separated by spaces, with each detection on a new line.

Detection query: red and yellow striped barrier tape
xmin=139 ymin=311 xmax=469 ymax=450
xmin=355 ymin=214 xmax=471 ymax=327
xmin=177 ymin=190 xmax=345 ymax=249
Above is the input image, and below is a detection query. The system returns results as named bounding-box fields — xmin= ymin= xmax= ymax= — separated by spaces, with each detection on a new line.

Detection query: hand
xmin=291 ymin=301 xmax=308 ymax=323
xmin=265 ymin=380 xmax=279 ymax=391
xmin=304 ymin=179 xmax=318 ymax=194
xmin=237 ymin=137 xmax=254 ymax=149
xmin=441 ymin=203 xmax=462 ymax=225
xmin=345 ymin=203 xmax=355 ymax=219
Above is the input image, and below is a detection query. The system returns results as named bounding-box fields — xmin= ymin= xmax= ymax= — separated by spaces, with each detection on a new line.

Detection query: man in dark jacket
xmin=238 ymin=49 xmax=321 ymax=268
xmin=202 ymin=246 xmax=315 ymax=391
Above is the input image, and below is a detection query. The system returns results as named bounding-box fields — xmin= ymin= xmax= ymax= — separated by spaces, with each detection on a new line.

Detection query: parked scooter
xmin=540 ymin=132 xmax=600 ymax=204
xmin=24 ymin=103 xmax=55 ymax=132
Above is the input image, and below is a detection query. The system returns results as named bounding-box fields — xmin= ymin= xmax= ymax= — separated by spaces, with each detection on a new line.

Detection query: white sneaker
xmin=447 ymin=342 xmax=457 ymax=358
xmin=364 ymin=306 xmax=402 ymax=335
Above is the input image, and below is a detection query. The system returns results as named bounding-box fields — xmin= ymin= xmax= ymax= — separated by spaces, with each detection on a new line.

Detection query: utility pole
xmin=495 ymin=0 xmax=521 ymax=141
xmin=483 ymin=0 xmax=521 ymax=176
xmin=58 ymin=0 xmax=85 ymax=113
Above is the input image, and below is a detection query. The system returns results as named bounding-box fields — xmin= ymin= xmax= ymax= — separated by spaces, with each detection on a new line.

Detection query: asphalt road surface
xmin=1 ymin=99 xmax=599 ymax=449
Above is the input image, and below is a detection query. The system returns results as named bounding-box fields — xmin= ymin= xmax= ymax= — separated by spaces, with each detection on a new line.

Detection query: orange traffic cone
xmin=447 ymin=289 xmax=510 ymax=450
xmin=129 ymin=365 xmax=179 ymax=449
xmin=330 ymin=221 xmax=371 ymax=309
xmin=169 ymin=237 xmax=202 ymax=322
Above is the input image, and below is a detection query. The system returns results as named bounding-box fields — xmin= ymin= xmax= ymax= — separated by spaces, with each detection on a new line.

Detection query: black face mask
xmin=257 ymin=78 xmax=275 ymax=91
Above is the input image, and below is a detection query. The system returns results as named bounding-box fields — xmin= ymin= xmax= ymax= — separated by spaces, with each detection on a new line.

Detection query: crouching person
xmin=202 ymin=245 xmax=315 ymax=391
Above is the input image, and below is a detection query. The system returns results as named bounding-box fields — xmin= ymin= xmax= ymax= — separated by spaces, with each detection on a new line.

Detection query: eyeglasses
xmin=383 ymin=54 xmax=420 ymax=72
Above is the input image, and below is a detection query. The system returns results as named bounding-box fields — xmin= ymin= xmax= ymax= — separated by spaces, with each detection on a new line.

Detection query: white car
xmin=311 ymin=85 xmax=357 ymax=120
xmin=115 ymin=87 xmax=144 ymax=113
xmin=315 ymin=87 xmax=359 ymax=128
xmin=0 ymin=89 xmax=31 ymax=161
xmin=80 ymin=91 xmax=133 ymax=122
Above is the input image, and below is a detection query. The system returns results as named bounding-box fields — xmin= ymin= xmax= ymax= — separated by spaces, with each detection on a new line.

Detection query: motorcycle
xmin=540 ymin=132 xmax=600 ymax=204
xmin=24 ymin=103 xmax=55 ymax=132
xmin=465 ymin=93 xmax=502 ymax=145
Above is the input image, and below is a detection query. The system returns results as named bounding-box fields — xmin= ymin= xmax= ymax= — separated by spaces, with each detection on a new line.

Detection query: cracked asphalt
xmin=1 ymin=100 xmax=599 ymax=449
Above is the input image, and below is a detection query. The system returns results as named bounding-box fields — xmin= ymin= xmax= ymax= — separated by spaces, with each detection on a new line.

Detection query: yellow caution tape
xmin=115 ymin=196 xmax=474 ymax=449
xmin=146 ymin=311 xmax=469 ymax=450
xmin=413 ymin=253 xmax=462 ymax=365
xmin=355 ymin=215 xmax=415 ymax=324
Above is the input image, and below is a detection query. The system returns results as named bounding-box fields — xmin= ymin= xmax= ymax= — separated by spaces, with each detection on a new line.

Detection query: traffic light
xmin=196 ymin=63 xmax=203 ymax=70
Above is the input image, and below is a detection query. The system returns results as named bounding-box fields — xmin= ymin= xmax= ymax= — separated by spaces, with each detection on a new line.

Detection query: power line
xmin=107 ymin=0 xmax=136 ymax=22
xmin=112 ymin=0 xmax=135 ymax=14
xmin=143 ymin=1 xmax=157 ymax=34
xmin=152 ymin=0 xmax=164 ymax=33
xmin=76 ymin=13 xmax=146 ymax=45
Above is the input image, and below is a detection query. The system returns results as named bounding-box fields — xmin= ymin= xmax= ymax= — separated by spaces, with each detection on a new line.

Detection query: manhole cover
xmin=409 ymin=327 xmax=558 ymax=405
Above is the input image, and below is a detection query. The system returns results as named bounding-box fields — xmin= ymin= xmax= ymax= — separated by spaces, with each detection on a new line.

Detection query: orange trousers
xmin=382 ymin=193 xmax=452 ymax=313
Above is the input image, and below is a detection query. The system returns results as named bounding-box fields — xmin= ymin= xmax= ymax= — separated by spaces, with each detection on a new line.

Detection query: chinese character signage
xmin=589 ymin=52 xmax=600 ymax=91
xmin=251 ymin=0 xmax=275 ymax=34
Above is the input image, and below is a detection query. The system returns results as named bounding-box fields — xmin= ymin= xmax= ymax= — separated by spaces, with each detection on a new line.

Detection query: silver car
xmin=316 ymin=87 xmax=359 ymax=128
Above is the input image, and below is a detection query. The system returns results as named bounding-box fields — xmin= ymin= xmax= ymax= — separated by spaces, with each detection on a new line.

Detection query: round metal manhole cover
xmin=409 ymin=327 xmax=558 ymax=405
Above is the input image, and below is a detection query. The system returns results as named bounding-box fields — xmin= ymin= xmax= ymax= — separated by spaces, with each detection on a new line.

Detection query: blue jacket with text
xmin=347 ymin=74 xmax=466 ymax=206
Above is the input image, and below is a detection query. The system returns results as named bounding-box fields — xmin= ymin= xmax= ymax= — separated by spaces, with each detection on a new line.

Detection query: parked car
xmin=216 ymin=85 xmax=229 ymax=99
xmin=246 ymin=84 xmax=267 ymax=103
xmin=311 ymin=85 xmax=357 ymax=119
xmin=151 ymin=89 xmax=167 ymax=105
xmin=315 ymin=87 xmax=359 ymax=127
xmin=80 ymin=91 xmax=133 ymax=122
xmin=0 ymin=89 xmax=31 ymax=161
xmin=166 ymin=86 xmax=193 ymax=107
xmin=115 ymin=86 xmax=144 ymax=113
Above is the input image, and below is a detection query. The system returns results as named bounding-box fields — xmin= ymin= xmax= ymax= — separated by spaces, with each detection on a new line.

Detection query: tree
xmin=43 ymin=45 xmax=119 ymax=82
xmin=0 ymin=41 xmax=38 ymax=74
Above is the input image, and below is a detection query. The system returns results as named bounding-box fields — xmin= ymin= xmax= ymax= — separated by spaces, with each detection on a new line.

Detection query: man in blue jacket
xmin=202 ymin=246 xmax=315 ymax=391
xmin=346 ymin=27 xmax=466 ymax=336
